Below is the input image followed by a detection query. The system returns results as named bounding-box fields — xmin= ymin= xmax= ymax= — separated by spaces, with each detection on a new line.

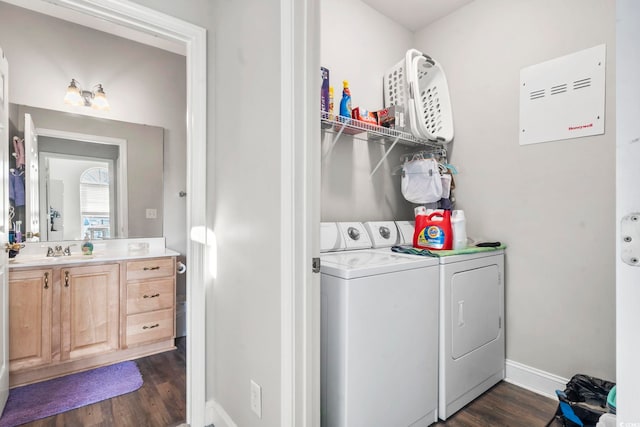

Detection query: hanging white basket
xmin=383 ymin=49 xmax=454 ymax=144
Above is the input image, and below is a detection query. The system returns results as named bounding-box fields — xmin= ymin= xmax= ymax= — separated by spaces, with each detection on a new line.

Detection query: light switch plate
xmin=145 ymin=208 xmax=157 ymax=219
xmin=250 ymin=380 xmax=262 ymax=418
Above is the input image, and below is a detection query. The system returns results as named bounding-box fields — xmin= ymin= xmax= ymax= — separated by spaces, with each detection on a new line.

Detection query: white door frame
xmin=280 ymin=0 xmax=320 ymax=425
xmin=34 ymin=1 xmax=208 ymax=425
xmin=0 ymin=43 xmax=11 ymax=417
xmin=616 ymin=0 xmax=640 ymax=424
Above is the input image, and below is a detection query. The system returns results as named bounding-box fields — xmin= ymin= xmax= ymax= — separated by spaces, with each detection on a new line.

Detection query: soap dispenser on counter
xmin=82 ymin=233 xmax=94 ymax=255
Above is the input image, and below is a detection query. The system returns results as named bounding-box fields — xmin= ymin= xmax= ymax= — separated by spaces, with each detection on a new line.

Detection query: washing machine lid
xmin=363 ymin=221 xmax=399 ymax=248
xmin=320 ymin=222 xmax=344 ymax=252
xmin=320 ymin=249 xmax=437 ymax=279
xmin=337 ymin=222 xmax=372 ymax=250
xmin=395 ymin=220 xmax=415 ymax=245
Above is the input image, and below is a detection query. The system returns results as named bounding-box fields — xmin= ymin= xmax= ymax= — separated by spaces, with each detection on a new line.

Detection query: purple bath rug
xmin=0 ymin=361 xmax=143 ymax=427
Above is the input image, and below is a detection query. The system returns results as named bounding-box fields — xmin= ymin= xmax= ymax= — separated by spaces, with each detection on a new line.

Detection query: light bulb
xmin=64 ymin=79 xmax=83 ymax=106
xmin=91 ymin=84 xmax=110 ymax=110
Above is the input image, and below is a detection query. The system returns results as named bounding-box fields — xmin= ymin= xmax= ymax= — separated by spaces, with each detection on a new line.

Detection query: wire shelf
xmin=320 ymin=111 xmax=442 ymax=148
xmin=321 ymin=111 xmax=447 ymax=176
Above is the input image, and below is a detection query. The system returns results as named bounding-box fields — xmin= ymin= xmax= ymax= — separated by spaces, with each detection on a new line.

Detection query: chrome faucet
xmin=46 ymin=244 xmax=76 ymax=257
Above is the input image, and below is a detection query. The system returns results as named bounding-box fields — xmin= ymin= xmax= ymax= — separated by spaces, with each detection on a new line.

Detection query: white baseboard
xmin=504 ymin=359 xmax=568 ymax=399
xmin=206 ymin=399 xmax=237 ymax=427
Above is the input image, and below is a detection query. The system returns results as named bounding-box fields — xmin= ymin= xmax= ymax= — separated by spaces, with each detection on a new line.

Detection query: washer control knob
xmin=379 ymin=226 xmax=390 ymax=239
xmin=347 ymin=227 xmax=360 ymax=241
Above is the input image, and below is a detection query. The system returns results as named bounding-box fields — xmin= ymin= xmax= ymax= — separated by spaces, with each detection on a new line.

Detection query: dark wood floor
xmin=21 ymin=337 xmax=186 ymax=427
xmin=435 ymin=381 xmax=561 ymax=427
xmin=15 ymin=342 xmax=563 ymax=427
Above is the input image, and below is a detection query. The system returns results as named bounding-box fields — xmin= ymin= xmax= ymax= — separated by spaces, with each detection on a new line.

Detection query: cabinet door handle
xmin=143 ymin=266 xmax=160 ymax=271
xmin=64 ymin=271 xmax=70 ymax=287
xmin=44 ymin=272 xmax=49 ymax=289
xmin=143 ymin=293 xmax=160 ymax=299
xmin=142 ymin=323 xmax=160 ymax=330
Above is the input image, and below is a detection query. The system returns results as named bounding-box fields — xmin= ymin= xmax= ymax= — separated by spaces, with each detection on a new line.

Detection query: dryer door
xmin=450 ymin=264 xmax=501 ymax=359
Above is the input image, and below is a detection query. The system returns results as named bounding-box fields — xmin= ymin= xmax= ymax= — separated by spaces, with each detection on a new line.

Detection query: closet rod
xmin=400 ymin=147 xmax=448 ymax=165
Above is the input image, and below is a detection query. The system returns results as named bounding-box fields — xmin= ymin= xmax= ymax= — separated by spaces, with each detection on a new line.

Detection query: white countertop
xmin=9 ymin=237 xmax=180 ymax=269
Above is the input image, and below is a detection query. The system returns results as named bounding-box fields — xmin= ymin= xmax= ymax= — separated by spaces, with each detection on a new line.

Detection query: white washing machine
xmin=395 ymin=220 xmax=415 ymax=246
xmin=363 ymin=220 xmax=400 ymax=249
xmin=438 ymin=250 xmax=505 ymax=420
xmin=320 ymin=222 xmax=439 ymax=427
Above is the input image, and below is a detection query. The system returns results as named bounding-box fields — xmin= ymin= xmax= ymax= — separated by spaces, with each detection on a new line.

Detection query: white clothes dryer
xmin=438 ymin=250 xmax=505 ymax=420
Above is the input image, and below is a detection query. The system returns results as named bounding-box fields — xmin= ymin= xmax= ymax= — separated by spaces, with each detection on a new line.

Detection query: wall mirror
xmin=8 ymin=103 xmax=164 ymax=242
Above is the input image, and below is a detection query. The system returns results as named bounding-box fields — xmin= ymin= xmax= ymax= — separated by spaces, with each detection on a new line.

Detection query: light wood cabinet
xmin=124 ymin=258 xmax=176 ymax=348
xmin=9 ymin=256 xmax=176 ymax=387
xmin=9 ymin=268 xmax=53 ymax=372
xmin=60 ymin=264 xmax=120 ymax=361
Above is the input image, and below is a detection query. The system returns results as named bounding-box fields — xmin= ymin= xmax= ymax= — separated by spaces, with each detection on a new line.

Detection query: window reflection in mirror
xmin=43 ymin=154 xmax=115 ymax=241
xmin=80 ymin=166 xmax=112 ymax=240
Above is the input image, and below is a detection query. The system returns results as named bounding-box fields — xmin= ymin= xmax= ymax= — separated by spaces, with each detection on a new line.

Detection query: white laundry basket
xmin=383 ymin=49 xmax=454 ymax=143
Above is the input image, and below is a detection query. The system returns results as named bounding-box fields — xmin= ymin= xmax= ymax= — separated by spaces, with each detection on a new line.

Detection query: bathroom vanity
xmin=7 ymin=238 xmax=178 ymax=387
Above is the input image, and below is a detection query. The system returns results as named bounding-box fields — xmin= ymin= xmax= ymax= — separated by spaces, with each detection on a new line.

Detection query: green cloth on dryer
xmin=391 ymin=244 xmax=506 ymax=257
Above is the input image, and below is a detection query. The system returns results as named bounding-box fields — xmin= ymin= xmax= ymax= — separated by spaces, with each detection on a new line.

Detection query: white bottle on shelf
xmin=451 ymin=210 xmax=467 ymax=250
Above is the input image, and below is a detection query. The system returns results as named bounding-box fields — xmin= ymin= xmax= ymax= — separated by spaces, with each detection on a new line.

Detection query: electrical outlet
xmin=145 ymin=208 xmax=157 ymax=219
xmin=250 ymin=380 xmax=262 ymax=418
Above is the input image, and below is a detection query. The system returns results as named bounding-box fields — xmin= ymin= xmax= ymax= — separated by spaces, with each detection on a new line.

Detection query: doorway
xmin=0 ymin=1 xmax=207 ymax=425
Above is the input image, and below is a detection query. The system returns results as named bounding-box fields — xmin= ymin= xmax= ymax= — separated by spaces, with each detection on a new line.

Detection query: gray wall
xmin=211 ymin=1 xmax=283 ymax=424
xmin=414 ymin=0 xmax=616 ymax=381
xmin=13 ymin=104 xmax=164 ymax=239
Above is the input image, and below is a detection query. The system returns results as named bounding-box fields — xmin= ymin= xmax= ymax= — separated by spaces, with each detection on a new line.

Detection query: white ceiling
xmin=3 ymin=0 xmax=474 ymax=55
xmin=361 ymin=0 xmax=475 ymax=31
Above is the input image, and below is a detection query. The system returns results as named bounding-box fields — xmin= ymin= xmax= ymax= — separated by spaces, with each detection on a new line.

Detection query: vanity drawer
xmin=126 ymin=308 xmax=174 ymax=346
xmin=127 ymin=278 xmax=174 ymax=315
xmin=126 ymin=257 xmax=174 ymax=281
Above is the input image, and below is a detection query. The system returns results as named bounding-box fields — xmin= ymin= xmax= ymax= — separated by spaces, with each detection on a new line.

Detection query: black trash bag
xmin=546 ymin=374 xmax=615 ymax=427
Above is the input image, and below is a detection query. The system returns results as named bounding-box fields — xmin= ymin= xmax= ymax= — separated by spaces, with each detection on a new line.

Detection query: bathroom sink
xmin=9 ymin=254 xmax=97 ymax=265
xmin=54 ymin=254 xmax=96 ymax=261
xmin=9 ymin=256 xmax=58 ymax=265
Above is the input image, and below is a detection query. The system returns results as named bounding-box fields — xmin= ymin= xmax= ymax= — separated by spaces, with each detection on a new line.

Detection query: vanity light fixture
xmin=64 ymin=79 xmax=110 ymax=111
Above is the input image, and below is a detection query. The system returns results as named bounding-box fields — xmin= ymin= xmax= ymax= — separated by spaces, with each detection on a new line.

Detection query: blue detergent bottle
xmin=339 ymin=80 xmax=352 ymax=118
